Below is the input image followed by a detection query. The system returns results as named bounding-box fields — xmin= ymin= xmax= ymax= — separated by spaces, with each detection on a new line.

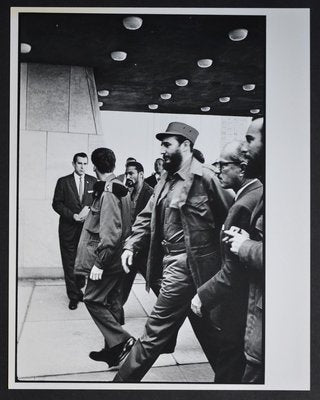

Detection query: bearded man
xmin=113 ymin=121 xmax=232 ymax=382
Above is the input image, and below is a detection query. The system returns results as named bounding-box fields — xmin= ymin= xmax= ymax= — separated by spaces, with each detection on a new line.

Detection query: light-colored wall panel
xmin=20 ymin=63 xmax=27 ymax=130
xmin=46 ymin=131 xmax=95 ymax=200
xmin=26 ymin=63 xmax=70 ymax=132
xmin=19 ymin=200 xmax=61 ymax=269
xmin=69 ymin=67 xmax=96 ymax=134
xmin=221 ymin=116 xmax=251 ymax=148
xmin=19 ymin=130 xmax=47 ymax=200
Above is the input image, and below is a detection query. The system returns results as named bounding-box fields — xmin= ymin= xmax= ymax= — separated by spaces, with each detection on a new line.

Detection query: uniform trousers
xmin=59 ymin=224 xmax=85 ymax=301
xmin=114 ymin=251 xmax=220 ymax=382
xmin=84 ymin=272 xmax=131 ymax=349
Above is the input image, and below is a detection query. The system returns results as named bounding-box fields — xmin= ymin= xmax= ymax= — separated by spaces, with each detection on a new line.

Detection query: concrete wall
xmin=19 ymin=63 xmax=105 ymax=278
xmin=18 ymin=62 xmax=251 ymax=279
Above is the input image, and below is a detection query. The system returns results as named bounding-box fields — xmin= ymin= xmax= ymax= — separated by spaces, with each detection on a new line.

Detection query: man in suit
xmin=121 ymin=161 xmax=154 ymax=305
xmin=223 ymin=117 xmax=264 ymax=383
xmin=52 ymin=152 xmax=96 ymax=310
xmin=144 ymin=158 xmax=164 ymax=188
xmin=113 ymin=122 xmax=233 ymax=382
xmin=74 ymin=148 xmax=135 ymax=370
xmin=191 ymin=140 xmax=263 ymax=383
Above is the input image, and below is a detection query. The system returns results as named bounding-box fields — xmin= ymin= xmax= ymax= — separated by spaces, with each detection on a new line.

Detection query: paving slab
xmin=132 ymin=282 xmax=158 ymax=315
xmin=179 ymin=363 xmax=214 ymax=383
xmin=17 ymin=285 xmax=34 ymax=339
xmin=142 ymin=365 xmax=187 ymax=382
xmin=26 ymin=285 xmax=90 ymax=322
xmin=34 ymin=370 xmax=116 ymax=382
xmin=18 ymin=318 xmax=107 ymax=378
xmin=173 ymin=318 xmax=208 ymax=364
xmin=123 ymin=291 xmax=148 ymax=318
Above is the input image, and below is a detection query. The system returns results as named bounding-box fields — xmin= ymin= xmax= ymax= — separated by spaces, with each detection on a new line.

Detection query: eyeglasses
xmin=212 ymin=161 xmax=242 ymax=174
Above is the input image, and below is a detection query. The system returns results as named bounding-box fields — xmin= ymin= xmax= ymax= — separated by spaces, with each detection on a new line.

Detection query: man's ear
xmin=239 ymin=161 xmax=248 ymax=176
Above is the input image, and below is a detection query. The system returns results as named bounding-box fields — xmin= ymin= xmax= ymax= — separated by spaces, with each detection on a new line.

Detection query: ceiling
xmin=19 ymin=12 xmax=265 ymax=117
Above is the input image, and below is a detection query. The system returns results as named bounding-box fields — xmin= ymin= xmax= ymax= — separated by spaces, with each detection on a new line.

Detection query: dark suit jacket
xmin=144 ymin=174 xmax=158 ymax=188
xmin=133 ymin=182 xmax=154 ymax=221
xmin=52 ymin=173 xmax=97 ymax=239
xmin=198 ymin=179 xmax=263 ymax=338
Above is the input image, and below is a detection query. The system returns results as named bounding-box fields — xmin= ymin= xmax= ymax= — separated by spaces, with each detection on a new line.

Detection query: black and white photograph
xmin=8 ymin=6 xmax=310 ymax=392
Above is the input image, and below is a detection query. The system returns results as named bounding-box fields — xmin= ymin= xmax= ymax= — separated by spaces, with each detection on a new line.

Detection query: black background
xmin=0 ymin=1 xmax=317 ymax=399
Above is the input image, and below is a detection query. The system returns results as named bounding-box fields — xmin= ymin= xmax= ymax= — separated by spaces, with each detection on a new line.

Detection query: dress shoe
xmin=117 ymin=337 xmax=136 ymax=364
xmin=89 ymin=349 xmax=110 ymax=363
xmin=68 ymin=299 xmax=78 ymax=310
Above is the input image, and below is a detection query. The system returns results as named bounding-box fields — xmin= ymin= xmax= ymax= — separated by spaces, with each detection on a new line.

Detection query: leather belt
xmin=161 ymin=240 xmax=186 ymax=255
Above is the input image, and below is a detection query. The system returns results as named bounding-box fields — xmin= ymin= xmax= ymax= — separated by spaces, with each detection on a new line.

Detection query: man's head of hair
xmin=73 ymin=152 xmax=88 ymax=164
xmin=193 ymin=148 xmax=205 ymax=163
xmin=243 ymin=116 xmax=264 ymax=178
xmin=91 ymin=148 xmax=116 ymax=174
xmin=125 ymin=157 xmax=136 ymax=166
xmin=173 ymin=135 xmax=194 ymax=151
xmin=126 ymin=161 xmax=144 ymax=173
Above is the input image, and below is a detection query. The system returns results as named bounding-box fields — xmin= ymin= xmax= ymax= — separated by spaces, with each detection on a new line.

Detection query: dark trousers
xmin=84 ymin=272 xmax=131 ymax=349
xmin=113 ymin=252 xmax=220 ymax=382
xmin=59 ymin=225 xmax=85 ymax=301
xmin=213 ymin=339 xmax=246 ymax=383
xmin=241 ymin=360 xmax=264 ymax=383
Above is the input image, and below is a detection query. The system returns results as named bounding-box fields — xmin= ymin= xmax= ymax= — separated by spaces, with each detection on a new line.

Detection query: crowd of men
xmin=52 ymin=117 xmax=264 ymax=384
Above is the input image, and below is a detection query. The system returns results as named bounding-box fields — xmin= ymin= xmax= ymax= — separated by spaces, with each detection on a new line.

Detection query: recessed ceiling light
xmin=201 ymin=107 xmax=210 ymax=112
xmin=148 ymin=104 xmax=158 ymax=110
xmin=250 ymin=109 xmax=260 ymax=114
xmin=243 ymin=84 xmax=256 ymax=91
xmin=21 ymin=43 xmax=32 ymax=54
xmin=98 ymin=102 xmax=103 ymax=107
xmin=219 ymin=97 xmax=230 ymax=103
xmin=98 ymin=90 xmax=110 ymax=97
xmin=123 ymin=16 xmax=143 ymax=30
xmin=228 ymin=29 xmax=248 ymax=41
xmin=197 ymin=59 xmax=213 ymax=68
xmin=175 ymin=79 xmax=189 ymax=87
xmin=160 ymin=93 xmax=172 ymax=100
xmin=111 ymin=51 xmax=127 ymax=61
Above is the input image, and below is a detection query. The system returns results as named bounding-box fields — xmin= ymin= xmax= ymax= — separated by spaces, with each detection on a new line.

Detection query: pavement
xmin=17 ymin=275 xmax=214 ymax=383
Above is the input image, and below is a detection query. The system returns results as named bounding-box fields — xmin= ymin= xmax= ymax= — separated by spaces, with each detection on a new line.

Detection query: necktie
xmin=79 ymin=176 xmax=84 ymax=203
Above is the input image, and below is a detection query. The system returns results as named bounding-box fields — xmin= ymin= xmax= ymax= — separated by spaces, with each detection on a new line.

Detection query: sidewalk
xmin=17 ymin=275 xmax=214 ymax=383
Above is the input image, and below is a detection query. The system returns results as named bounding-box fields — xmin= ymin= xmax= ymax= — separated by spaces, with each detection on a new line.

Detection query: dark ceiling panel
xmin=19 ymin=13 xmax=265 ymax=117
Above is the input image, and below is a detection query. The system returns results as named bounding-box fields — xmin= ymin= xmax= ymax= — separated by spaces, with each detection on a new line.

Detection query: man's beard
xmin=163 ymin=150 xmax=183 ymax=173
xmin=245 ymin=151 xmax=264 ymax=179
xmin=125 ymin=179 xmax=134 ymax=187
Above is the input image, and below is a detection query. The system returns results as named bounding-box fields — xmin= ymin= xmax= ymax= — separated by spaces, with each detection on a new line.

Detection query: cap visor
xmin=155 ymin=132 xmax=186 ymax=141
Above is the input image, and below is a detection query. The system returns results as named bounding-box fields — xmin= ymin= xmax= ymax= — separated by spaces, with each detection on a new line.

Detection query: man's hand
xmin=223 ymin=226 xmax=250 ymax=255
xmin=73 ymin=213 xmax=82 ymax=222
xmin=90 ymin=265 xmax=103 ymax=280
xmin=191 ymin=293 xmax=203 ymax=317
xmin=121 ymin=250 xmax=133 ymax=274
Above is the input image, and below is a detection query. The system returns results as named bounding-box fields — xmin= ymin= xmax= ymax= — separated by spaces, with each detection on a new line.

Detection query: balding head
xmin=213 ymin=140 xmax=248 ymax=192
xmin=220 ymin=140 xmax=247 ymax=164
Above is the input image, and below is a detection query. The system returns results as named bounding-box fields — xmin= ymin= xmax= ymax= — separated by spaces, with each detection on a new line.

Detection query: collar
xmin=234 ymin=179 xmax=258 ymax=201
xmin=170 ymin=155 xmax=194 ymax=181
xmin=73 ymin=172 xmax=84 ymax=181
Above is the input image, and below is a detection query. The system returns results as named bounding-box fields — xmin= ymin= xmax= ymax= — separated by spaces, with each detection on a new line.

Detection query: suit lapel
xmin=236 ymin=180 xmax=263 ymax=202
xmin=68 ymin=174 xmax=81 ymax=204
